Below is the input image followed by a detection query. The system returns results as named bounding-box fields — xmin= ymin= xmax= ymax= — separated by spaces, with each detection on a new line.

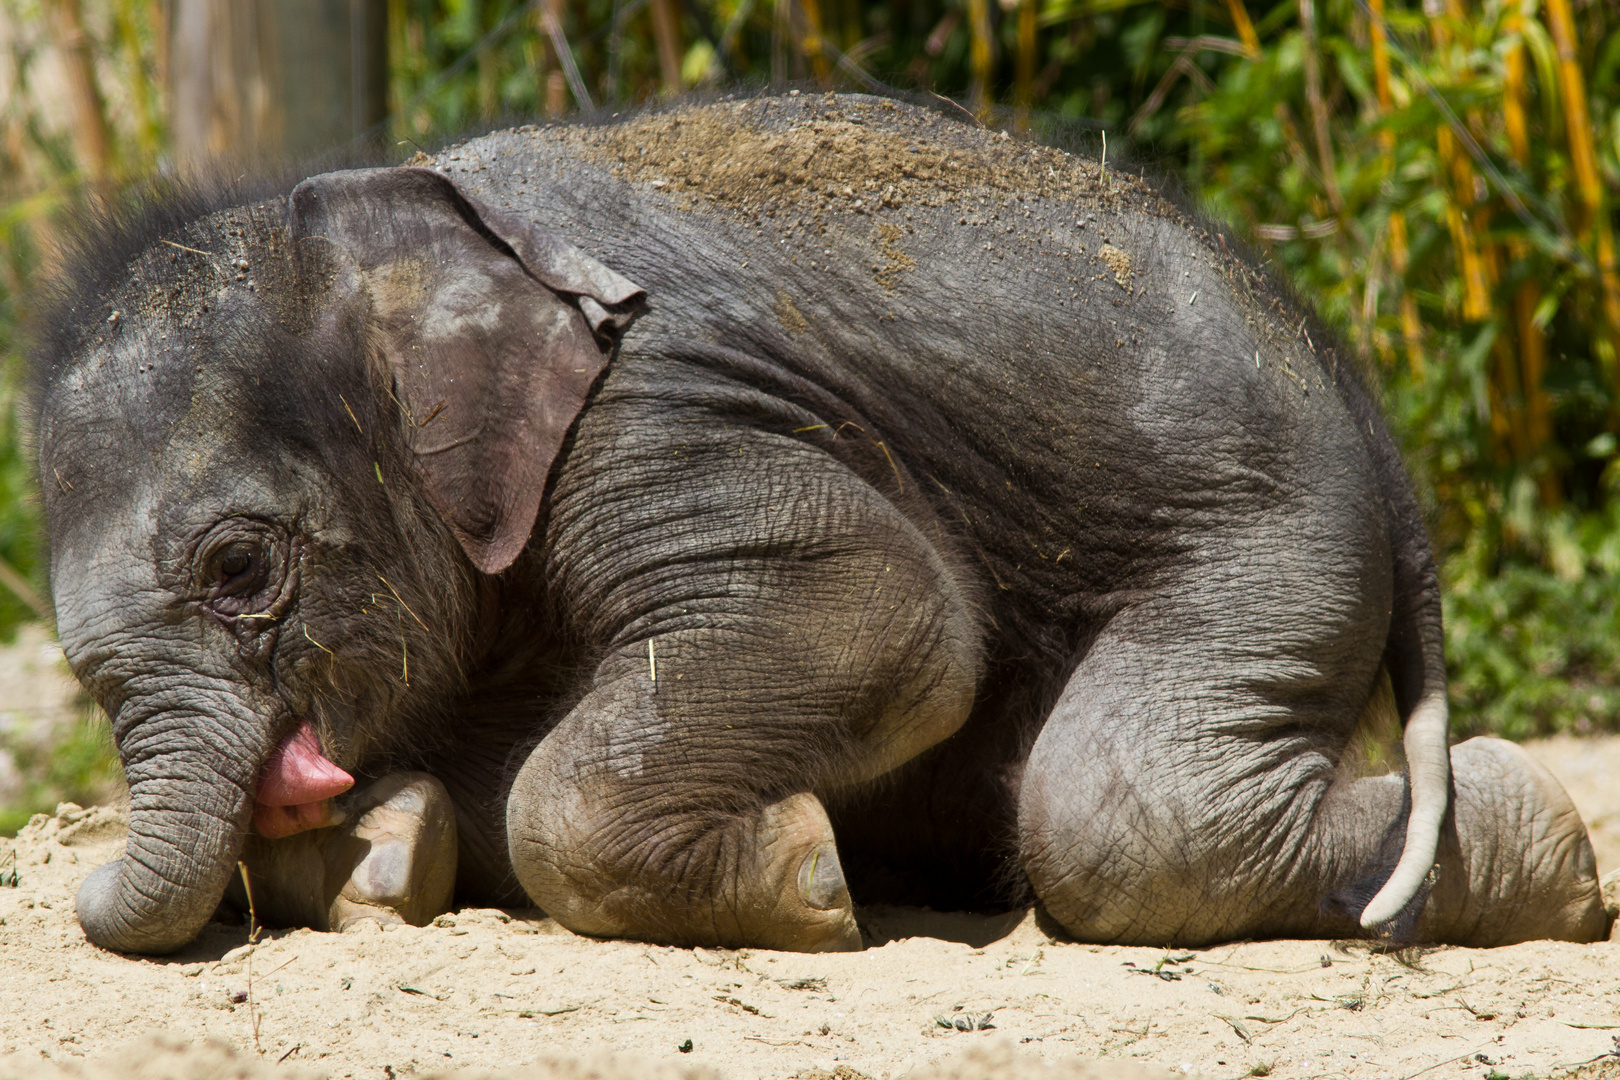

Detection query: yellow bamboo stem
xmin=1516 ymin=274 xmax=1561 ymax=502
xmin=797 ymin=0 xmax=832 ymax=84
xmin=967 ymin=0 xmax=994 ymax=116
xmin=1546 ymin=0 xmax=1601 ymax=221
xmin=1493 ymin=333 xmax=1531 ymax=460
xmin=1370 ymin=0 xmax=1393 ymax=112
xmin=1503 ymin=5 xmax=1558 ymax=499
xmin=1545 ymin=0 xmax=1620 ymax=383
xmin=1226 ymin=0 xmax=1261 ymax=58
xmin=1436 ymin=128 xmax=1492 ymax=321
xmin=1016 ymin=0 xmax=1036 ymax=125
xmin=537 ymin=0 xmax=562 ymax=117
xmin=1298 ymin=0 xmax=1343 ymax=214
xmin=1503 ymin=15 xmax=1531 ymax=163
xmin=1427 ymin=1 xmax=1490 ymax=324
xmin=1370 ymin=0 xmax=1425 ymax=378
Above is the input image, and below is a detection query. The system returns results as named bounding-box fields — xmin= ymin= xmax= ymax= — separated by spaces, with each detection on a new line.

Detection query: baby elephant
xmin=35 ymin=94 xmax=1604 ymax=954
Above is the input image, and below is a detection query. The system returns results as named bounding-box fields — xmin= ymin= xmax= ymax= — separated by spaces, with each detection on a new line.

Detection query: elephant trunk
xmin=76 ymin=706 xmax=273 ymax=954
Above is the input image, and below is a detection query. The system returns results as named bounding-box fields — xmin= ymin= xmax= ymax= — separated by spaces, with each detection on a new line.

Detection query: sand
xmin=2 ymin=715 xmax=1620 ymax=1079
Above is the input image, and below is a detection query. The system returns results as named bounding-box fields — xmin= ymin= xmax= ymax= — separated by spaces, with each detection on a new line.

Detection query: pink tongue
xmin=253 ymin=721 xmax=353 ymax=839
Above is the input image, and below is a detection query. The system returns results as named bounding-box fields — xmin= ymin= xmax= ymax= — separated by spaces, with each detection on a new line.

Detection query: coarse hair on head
xmin=26 ymin=170 xmax=300 ymax=402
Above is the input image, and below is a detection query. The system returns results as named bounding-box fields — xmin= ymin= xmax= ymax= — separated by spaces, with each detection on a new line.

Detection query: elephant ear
xmin=288 ymin=166 xmax=645 ymax=574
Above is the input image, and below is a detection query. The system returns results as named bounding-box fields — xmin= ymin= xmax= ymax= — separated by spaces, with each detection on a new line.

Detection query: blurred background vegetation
xmin=1 ymin=0 xmax=1618 ymax=828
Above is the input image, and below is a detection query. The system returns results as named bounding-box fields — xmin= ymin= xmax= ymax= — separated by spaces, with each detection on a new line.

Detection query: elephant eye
xmin=209 ymin=540 xmax=271 ymax=603
xmin=193 ymin=521 xmax=290 ymax=623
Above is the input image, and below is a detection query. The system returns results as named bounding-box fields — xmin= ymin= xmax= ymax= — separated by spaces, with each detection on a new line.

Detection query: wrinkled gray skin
xmin=36 ymin=94 xmax=1606 ymax=956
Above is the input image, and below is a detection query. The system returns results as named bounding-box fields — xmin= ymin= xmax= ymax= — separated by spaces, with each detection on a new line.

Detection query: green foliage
xmin=1445 ymin=496 xmax=1620 ymax=738
xmin=0 ymin=707 xmax=119 ymax=838
xmin=0 ymin=259 xmax=43 ymax=643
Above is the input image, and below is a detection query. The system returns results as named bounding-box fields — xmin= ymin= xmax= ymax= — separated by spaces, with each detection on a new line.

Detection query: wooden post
xmin=168 ymin=0 xmax=388 ymax=170
xmin=43 ymin=0 xmax=113 ymax=177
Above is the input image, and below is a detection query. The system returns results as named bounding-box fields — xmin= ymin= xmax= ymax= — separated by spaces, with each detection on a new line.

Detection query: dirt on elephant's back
xmin=550 ymin=94 xmax=1170 ymax=225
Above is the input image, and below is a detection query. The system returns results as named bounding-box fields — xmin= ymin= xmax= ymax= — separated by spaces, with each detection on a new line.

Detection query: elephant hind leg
xmin=1016 ymin=608 xmax=1606 ymax=947
xmin=1421 ymin=737 xmax=1606 ymax=945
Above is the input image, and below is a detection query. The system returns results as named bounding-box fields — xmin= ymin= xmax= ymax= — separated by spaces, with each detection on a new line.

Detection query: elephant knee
xmin=1018 ymin=768 xmax=1196 ymax=943
xmin=504 ymin=736 xmax=601 ymax=933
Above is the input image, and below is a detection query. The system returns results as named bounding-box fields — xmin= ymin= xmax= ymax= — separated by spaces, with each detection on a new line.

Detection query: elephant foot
xmin=234 ymin=771 xmax=457 ymax=932
xmin=509 ymin=778 xmax=861 ymax=952
xmin=1420 ymin=737 xmax=1606 ymax=945
xmin=743 ymin=792 xmax=863 ymax=952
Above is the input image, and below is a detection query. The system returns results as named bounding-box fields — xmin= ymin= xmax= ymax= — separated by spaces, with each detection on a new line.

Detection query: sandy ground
xmin=3 ymin=643 xmax=1620 ymax=1078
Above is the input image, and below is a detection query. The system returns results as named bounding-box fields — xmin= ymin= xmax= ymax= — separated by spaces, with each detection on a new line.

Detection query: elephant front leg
xmin=233 ymin=773 xmax=458 ymax=931
xmin=506 ymin=573 xmax=979 ymax=951
xmin=511 ymin=715 xmax=860 ymax=952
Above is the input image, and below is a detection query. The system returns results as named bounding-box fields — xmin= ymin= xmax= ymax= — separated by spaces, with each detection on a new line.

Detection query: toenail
xmin=798 ymin=844 xmax=849 ymax=910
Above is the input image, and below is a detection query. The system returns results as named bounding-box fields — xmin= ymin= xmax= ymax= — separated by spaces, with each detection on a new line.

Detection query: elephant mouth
xmin=252 ymin=720 xmax=354 ymax=839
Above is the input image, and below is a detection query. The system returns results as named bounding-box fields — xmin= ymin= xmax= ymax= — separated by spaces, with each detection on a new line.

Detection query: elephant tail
xmin=1358 ymin=493 xmax=1451 ymax=932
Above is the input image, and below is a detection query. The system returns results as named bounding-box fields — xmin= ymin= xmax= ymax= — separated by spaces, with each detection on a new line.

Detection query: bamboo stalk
xmin=148 ymin=0 xmax=167 ymax=93
xmin=43 ymin=0 xmax=113 ymax=177
xmin=1546 ymin=0 xmax=1601 ymax=223
xmin=1390 ymin=214 xmax=1427 ymax=382
xmin=1298 ymin=0 xmax=1343 ymax=214
xmin=1427 ymin=5 xmax=1492 ymax=324
xmin=114 ymin=0 xmax=159 ymax=155
xmin=1370 ymin=0 xmax=1425 ymax=378
xmin=536 ymin=0 xmax=560 ymax=117
xmin=1503 ymin=12 xmax=1531 ymax=164
xmin=540 ymin=0 xmax=592 ymax=111
xmin=967 ymin=0 xmax=994 ymax=116
xmin=1545 ymin=0 xmax=1620 ymax=386
xmin=1015 ymin=0 xmax=1036 ymax=130
xmin=649 ymin=0 xmax=684 ymax=94
xmin=796 ymin=0 xmax=833 ymax=84
xmin=773 ymin=0 xmax=788 ymax=87
xmin=1431 ymin=2 xmax=1519 ymax=461
xmin=1517 ymin=276 xmax=1559 ymax=502
xmin=1504 ymin=5 xmax=1558 ymax=501
xmin=1370 ymin=0 xmax=1393 ymax=114
xmin=1438 ymin=125 xmax=1492 ymax=322
xmin=1225 ymin=0 xmax=1260 ymax=58
xmin=1492 ymin=330 xmax=1531 ymax=462
xmin=0 ymin=554 xmax=50 ymax=624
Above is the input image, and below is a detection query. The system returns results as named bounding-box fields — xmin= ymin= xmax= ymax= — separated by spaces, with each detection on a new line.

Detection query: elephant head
xmin=37 ymin=168 xmax=642 ymax=953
